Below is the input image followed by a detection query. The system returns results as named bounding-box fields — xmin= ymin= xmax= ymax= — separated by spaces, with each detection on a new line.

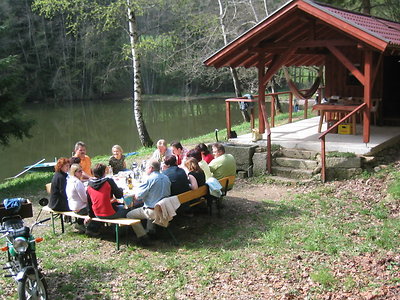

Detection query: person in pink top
xmin=196 ymin=143 xmax=214 ymax=164
xmin=171 ymin=141 xmax=188 ymax=166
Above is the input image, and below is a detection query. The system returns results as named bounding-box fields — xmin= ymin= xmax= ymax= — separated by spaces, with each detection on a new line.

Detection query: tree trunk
xmin=231 ymin=67 xmax=250 ymax=121
xmin=218 ymin=0 xmax=250 ymax=122
xmin=361 ymin=0 xmax=371 ymax=14
xmin=127 ymin=0 xmax=153 ymax=147
xmin=263 ymin=0 xmax=269 ymax=16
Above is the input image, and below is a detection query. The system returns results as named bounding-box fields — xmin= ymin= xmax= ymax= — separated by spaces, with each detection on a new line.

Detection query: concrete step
xmin=273 ymin=157 xmax=318 ymax=170
xmin=279 ymin=148 xmax=319 ymax=160
xmin=271 ymin=166 xmax=315 ymax=179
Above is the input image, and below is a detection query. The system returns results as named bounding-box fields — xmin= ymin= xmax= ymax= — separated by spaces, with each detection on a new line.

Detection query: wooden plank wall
xmin=325 ymin=47 xmax=383 ymax=99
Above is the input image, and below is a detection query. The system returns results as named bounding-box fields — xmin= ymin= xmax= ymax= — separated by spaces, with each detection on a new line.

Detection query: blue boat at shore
xmin=24 ymin=162 xmax=56 ymax=172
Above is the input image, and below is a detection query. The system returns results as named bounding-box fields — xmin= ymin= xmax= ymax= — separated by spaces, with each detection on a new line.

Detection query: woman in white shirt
xmin=66 ymin=164 xmax=88 ymax=232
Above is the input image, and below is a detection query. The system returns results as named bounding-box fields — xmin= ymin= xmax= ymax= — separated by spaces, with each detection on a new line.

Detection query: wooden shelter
xmin=204 ymin=0 xmax=400 ymax=144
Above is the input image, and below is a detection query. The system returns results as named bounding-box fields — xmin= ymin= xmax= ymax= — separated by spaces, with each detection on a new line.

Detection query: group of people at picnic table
xmin=48 ymin=140 xmax=236 ymax=246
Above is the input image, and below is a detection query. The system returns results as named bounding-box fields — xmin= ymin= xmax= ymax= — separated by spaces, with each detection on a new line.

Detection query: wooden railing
xmin=263 ymin=90 xmax=309 ymax=127
xmin=318 ymin=102 xmax=366 ymax=182
xmin=225 ymin=88 xmax=324 ymax=176
xmin=225 ymin=89 xmax=318 ymax=138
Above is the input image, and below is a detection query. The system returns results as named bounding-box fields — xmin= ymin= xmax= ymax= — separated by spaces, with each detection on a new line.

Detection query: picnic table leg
xmin=115 ymin=225 xmax=120 ymax=250
xmin=166 ymin=228 xmax=179 ymax=245
xmin=216 ymin=198 xmax=222 ymax=218
xmin=50 ymin=213 xmax=56 ymax=234
xmin=125 ymin=226 xmax=129 ymax=248
xmin=60 ymin=215 xmax=65 ymax=233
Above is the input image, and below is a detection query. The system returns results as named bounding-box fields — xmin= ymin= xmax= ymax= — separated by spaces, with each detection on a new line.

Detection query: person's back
xmin=87 ymin=163 xmax=124 ymax=218
xmin=209 ymin=143 xmax=236 ymax=189
xmin=87 ymin=179 xmax=115 ymax=217
xmin=209 ymin=153 xmax=236 ymax=180
xmin=135 ymin=170 xmax=171 ymax=208
xmin=162 ymin=155 xmax=190 ymax=196
xmin=163 ymin=165 xmax=190 ymax=195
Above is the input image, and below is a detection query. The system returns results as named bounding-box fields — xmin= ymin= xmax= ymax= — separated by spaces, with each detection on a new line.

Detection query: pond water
xmin=1 ymin=97 xmax=250 ymax=181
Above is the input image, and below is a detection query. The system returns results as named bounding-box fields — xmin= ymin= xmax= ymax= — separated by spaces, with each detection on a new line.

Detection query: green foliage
xmin=0 ymin=55 xmax=34 ymax=147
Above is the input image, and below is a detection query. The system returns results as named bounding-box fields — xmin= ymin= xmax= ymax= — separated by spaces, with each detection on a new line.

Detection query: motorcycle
xmin=0 ymin=197 xmax=50 ymax=300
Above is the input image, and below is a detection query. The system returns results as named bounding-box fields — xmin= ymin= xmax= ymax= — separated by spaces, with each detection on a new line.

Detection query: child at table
xmin=109 ymin=145 xmax=127 ymax=174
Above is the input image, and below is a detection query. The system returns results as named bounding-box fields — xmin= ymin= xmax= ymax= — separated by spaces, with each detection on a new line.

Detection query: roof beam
xmin=262 ymin=46 xmax=297 ymax=86
xmin=327 ymin=44 xmax=365 ymax=84
xmin=218 ymin=49 xmax=252 ymax=68
xmin=261 ymin=39 xmax=356 ymax=51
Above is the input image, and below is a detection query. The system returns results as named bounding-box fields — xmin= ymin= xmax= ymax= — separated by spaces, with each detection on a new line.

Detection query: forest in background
xmin=1 ymin=0 xmax=399 ymax=103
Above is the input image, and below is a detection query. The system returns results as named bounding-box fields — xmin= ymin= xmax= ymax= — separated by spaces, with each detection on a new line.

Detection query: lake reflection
xmin=0 ymin=98 xmax=245 ymax=181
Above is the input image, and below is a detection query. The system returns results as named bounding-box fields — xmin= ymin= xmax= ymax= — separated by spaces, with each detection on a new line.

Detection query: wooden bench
xmin=177 ymin=175 xmax=235 ymax=216
xmin=43 ymin=175 xmax=235 ymax=248
xmin=41 ymin=206 xmax=141 ymax=250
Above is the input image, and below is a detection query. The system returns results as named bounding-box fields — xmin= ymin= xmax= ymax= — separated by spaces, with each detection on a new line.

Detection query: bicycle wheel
xmin=17 ymin=270 xmax=48 ymax=300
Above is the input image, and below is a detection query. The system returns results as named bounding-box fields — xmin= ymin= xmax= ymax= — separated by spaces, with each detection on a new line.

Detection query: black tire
xmin=17 ymin=270 xmax=48 ymax=300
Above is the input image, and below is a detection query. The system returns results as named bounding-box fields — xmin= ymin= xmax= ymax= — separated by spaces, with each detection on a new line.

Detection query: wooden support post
xmin=271 ymin=95 xmax=275 ymax=127
xmin=321 ymin=137 xmax=326 ymax=182
xmin=250 ymin=107 xmax=255 ymax=129
xmin=225 ymin=100 xmax=231 ymax=139
xmin=258 ymin=63 xmax=266 ymax=134
xmin=363 ymin=50 xmax=372 ymax=143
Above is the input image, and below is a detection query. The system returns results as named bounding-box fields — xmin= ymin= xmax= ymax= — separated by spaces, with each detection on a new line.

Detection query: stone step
xmin=271 ymin=166 xmax=315 ymax=179
xmin=273 ymin=157 xmax=318 ymax=170
xmin=279 ymin=148 xmax=319 ymax=160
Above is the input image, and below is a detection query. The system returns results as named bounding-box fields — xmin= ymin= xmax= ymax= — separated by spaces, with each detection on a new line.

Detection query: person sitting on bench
xmin=209 ymin=143 xmax=236 ymax=186
xmin=85 ymin=163 xmax=127 ymax=236
xmin=126 ymin=160 xmax=171 ymax=246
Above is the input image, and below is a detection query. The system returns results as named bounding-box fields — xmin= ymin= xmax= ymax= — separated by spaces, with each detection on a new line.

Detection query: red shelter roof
xmin=204 ymin=0 xmax=400 ymax=69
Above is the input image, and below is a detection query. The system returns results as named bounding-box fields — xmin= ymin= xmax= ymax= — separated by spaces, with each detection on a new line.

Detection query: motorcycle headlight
xmin=13 ymin=237 xmax=29 ymax=254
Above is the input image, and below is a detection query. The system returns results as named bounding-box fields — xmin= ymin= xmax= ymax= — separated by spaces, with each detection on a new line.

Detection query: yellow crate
xmin=338 ymin=124 xmax=352 ymax=134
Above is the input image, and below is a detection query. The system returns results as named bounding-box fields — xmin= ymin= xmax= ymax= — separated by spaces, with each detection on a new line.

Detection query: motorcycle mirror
xmin=39 ymin=198 xmax=49 ymax=207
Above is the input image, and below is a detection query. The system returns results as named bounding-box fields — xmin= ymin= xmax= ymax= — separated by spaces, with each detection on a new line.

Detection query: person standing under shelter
xmin=126 ymin=160 xmax=171 ymax=246
xmin=73 ymin=141 xmax=92 ymax=179
xmin=209 ymin=143 xmax=236 ymax=185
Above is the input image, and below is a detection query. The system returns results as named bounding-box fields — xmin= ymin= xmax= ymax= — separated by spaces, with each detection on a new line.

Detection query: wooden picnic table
xmin=312 ymin=103 xmax=361 ymax=135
